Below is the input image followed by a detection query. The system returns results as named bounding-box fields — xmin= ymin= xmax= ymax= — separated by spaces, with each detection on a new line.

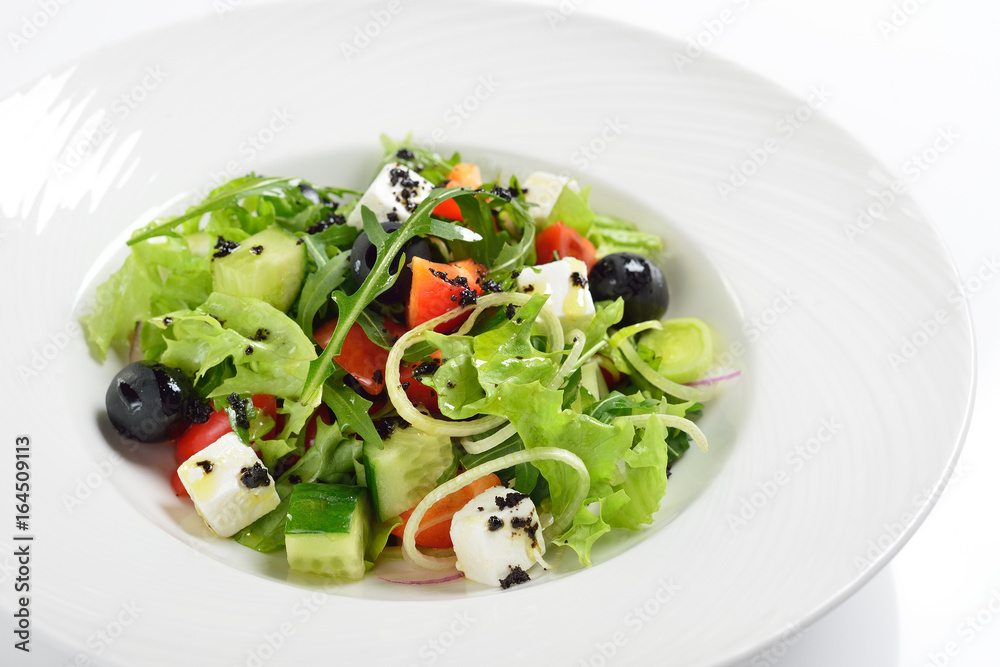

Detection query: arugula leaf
xmin=379 ymin=134 xmax=457 ymax=184
xmin=322 ymin=378 xmax=382 ymax=452
xmin=295 ymin=248 xmax=350 ymax=339
xmin=354 ymin=309 xmax=399 ymax=350
xmin=128 ymin=177 xmax=301 ymax=245
xmin=300 ymin=191 xmax=482 ymax=402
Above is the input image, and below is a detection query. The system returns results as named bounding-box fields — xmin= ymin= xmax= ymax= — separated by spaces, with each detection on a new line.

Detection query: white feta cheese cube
xmin=516 ymin=257 xmax=596 ymax=332
xmin=346 ymin=163 xmax=435 ymax=229
xmin=450 ymin=486 xmax=546 ymax=588
xmin=177 ymin=432 xmax=280 ymax=538
xmin=522 ymin=171 xmax=580 ymax=224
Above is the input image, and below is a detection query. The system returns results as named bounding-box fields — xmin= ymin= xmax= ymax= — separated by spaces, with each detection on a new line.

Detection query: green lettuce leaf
xmin=82 ymin=236 xmax=211 ymax=359
xmin=153 ymin=292 xmax=316 ymax=401
xmin=549 ymin=184 xmax=594 ymax=236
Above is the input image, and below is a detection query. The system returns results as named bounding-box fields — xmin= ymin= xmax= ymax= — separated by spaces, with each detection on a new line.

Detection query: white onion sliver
xmin=460 ymin=422 xmax=517 ymax=455
xmin=618 ymin=341 xmax=707 ymax=402
xmin=618 ymin=413 xmax=709 ymax=453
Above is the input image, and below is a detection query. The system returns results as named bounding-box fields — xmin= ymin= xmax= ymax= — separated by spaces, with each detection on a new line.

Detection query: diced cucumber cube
xmin=285 ymin=483 xmax=372 ymax=581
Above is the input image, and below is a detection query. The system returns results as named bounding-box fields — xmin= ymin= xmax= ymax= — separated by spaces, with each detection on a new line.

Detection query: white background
xmin=2 ymin=1 xmax=997 ymax=665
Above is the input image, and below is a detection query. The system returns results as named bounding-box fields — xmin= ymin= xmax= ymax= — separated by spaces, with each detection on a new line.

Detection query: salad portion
xmin=84 ymin=137 xmax=731 ymax=589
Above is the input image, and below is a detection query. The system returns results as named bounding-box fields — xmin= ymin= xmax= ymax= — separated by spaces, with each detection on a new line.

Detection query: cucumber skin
xmin=285 ymin=483 xmax=372 ymax=581
xmin=363 ymin=427 xmax=455 ymax=523
xmin=210 ymin=227 xmax=305 ymax=313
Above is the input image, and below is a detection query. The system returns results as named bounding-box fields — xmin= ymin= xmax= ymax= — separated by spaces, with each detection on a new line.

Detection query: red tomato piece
xmin=391 ymin=473 xmax=502 ymax=548
xmin=314 ymin=319 xmax=404 ymax=395
xmin=431 ymin=164 xmax=483 ymax=222
xmin=172 ymin=394 xmax=277 ymax=497
xmin=399 ymin=360 xmax=439 ymax=413
xmin=535 ymin=221 xmax=597 ymax=271
xmin=407 ymin=257 xmax=486 ymax=333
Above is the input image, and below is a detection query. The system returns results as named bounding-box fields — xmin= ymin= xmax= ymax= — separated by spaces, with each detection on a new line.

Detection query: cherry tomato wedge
xmin=171 ymin=395 xmax=278 ymax=498
xmin=314 ymin=318 xmax=405 ymax=395
xmin=391 ymin=473 xmax=502 ymax=548
xmin=535 ymin=221 xmax=597 ymax=271
xmin=399 ymin=360 xmax=439 ymax=412
xmin=407 ymin=257 xmax=486 ymax=333
xmin=432 ymin=163 xmax=482 ymax=222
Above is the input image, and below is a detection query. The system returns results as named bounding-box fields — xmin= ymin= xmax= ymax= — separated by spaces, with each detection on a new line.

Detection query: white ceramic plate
xmin=0 ymin=3 xmax=974 ymax=666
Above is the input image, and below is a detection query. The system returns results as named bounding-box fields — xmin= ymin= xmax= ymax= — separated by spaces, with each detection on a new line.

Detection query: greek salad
xmin=83 ymin=137 xmax=731 ymax=589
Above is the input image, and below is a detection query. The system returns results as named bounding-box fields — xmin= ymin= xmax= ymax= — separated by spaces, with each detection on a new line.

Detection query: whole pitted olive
xmin=105 ymin=361 xmax=206 ymax=442
xmin=588 ymin=252 xmax=669 ymax=326
xmin=349 ymin=222 xmax=432 ymax=303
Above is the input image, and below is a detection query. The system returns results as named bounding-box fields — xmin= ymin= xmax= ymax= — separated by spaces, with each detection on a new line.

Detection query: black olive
xmin=105 ymin=361 xmax=203 ymax=443
xmin=588 ymin=252 xmax=669 ymax=326
xmin=297 ymin=183 xmax=321 ymax=204
xmin=349 ymin=222 xmax=432 ymax=303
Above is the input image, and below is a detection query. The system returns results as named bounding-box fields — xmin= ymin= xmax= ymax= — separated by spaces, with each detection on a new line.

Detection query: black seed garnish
xmin=495 ymin=491 xmax=528 ymax=510
xmin=296 ymin=238 xmax=304 ymax=245
xmin=386 ymin=210 xmax=400 ymax=222
xmin=511 ymin=270 xmax=520 ymax=279
xmin=306 ymin=212 xmax=346 ymax=234
xmin=162 ymin=317 xmax=173 ymax=326
xmin=401 ymin=381 xmax=411 ymax=390
xmin=446 ymin=381 xmax=455 ymax=388
xmin=522 ymin=284 xmax=534 ymax=293
xmin=375 ymin=416 xmax=411 ymax=439
xmin=395 ymin=147 xmax=415 ymax=161
xmin=490 ymin=185 xmax=514 ymax=201
xmin=499 ymin=566 xmax=530 ymax=590
xmin=478 ymin=278 xmax=503 ymax=294
xmin=252 ymin=328 xmax=270 ymax=341
xmin=372 ymin=369 xmax=384 ymax=384
xmin=412 ymin=361 xmax=439 ymax=378
xmin=456 ymin=288 xmax=478 ymax=306
xmin=183 ymin=397 xmax=213 ymax=424
xmin=505 ymin=304 xmax=516 ymax=319
xmin=477 ymin=507 xmax=484 ymax=512
xmin=388 ymin=167 xmax=409 ymax=186
xmin=226 ymin=392 xmax=251 ymax=430
xmin=570 ymin=272 xmax=587 ymax=287
xmin=196 ymin=460 xmax=213 ymax=473
xmin=289 ymin=475 xmax=302 ymax=485
xmin=240 ymin=462 xmax=270 ymax=489
xmin=250 ymin=245 xmax=264 ymax=255
xmin=212 ymin=236 xmax=239 ymax=258
xmin=244 ymin=346 xmax=254 ymax=356
xmin=487 ymin=516 xmax=504 ymax=531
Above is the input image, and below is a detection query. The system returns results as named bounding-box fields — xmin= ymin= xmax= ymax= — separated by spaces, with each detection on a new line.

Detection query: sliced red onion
xmin=687 ymin=369 xmax=741 ymax=387
xmin=129 ymin=323 xmax=143 ymax=363
xmin=377 ymin=571 xmax=464 ymax=585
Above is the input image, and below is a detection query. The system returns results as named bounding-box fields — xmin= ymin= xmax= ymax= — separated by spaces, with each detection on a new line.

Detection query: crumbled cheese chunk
xmin=450 ymin=486 xmax=546 ymax=588
xmin=346 ymin=163 xmax=435 ymax=229
xmin=516 ymin=257 xmax=595 ymax=332
xmin=522 ymin=171 xmax=580 ymax=224
xmin=177 ymin=432 xmax=280 ymax=538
